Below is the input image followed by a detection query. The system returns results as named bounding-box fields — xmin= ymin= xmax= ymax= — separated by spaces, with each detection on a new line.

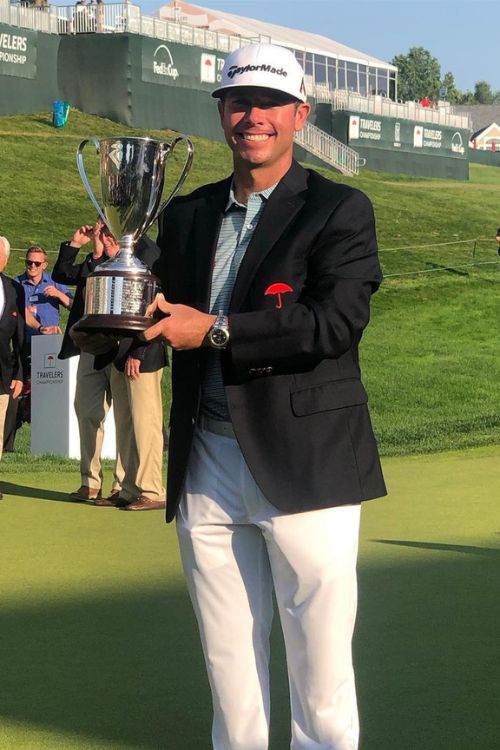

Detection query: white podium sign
xmin=31 ymin=334 xmax=116 ymax=459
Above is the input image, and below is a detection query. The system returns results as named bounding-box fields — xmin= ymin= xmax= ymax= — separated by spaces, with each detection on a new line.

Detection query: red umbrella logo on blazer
xmin=264 ymin=282 xmax=294 ymax=309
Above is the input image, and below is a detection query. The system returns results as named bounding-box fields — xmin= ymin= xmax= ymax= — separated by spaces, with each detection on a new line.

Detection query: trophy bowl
xmin=73 ymin=135 xmax=193 ymax=334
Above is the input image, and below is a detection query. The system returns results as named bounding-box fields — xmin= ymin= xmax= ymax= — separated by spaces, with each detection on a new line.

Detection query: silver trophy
xmin=74 ymin=135 xmax=194 ymax=333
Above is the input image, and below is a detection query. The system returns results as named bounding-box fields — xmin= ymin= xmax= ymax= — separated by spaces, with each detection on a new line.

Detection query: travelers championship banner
xmin=347 ymin=113 xmax=469 ymax=159
xmin=141 ymin=37 xmax=226 ymax=90
xmin=0 ymin=24 xmax=37 ymax=79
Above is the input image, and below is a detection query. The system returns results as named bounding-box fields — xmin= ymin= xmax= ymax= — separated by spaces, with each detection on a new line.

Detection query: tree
xmin=474 ymin=80 xmax=494 ymax=104
xmin=458 ymin=90 xmax=475 ymax=104
xmin=440 ymin=72 xmax=461 ymax=104
xmin=391 ymin=47 xmax=441 ymax=102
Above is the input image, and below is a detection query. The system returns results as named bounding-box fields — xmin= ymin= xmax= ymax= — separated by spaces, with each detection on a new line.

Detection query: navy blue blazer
xmin=0 ymin=274 xmax=25 ymax=394
xmin=158 ymin=160 xmax=386 ymax=521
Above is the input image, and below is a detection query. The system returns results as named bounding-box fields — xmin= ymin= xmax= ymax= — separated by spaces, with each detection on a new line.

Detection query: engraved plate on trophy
xmin=74 ymin=135 xmax=194 ymax=333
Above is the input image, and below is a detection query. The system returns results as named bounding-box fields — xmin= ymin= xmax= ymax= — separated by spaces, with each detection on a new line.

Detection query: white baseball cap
xmin=212 ymin=43 xmax=307 ymax=103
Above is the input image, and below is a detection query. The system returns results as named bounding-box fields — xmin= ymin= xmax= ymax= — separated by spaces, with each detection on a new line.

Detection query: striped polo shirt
xmin=201 ymin=182 xmax=276 ymax=421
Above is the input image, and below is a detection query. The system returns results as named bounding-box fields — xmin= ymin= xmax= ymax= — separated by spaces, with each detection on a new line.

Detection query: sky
xmin=119 ymin=0 xmax=499 ymax=94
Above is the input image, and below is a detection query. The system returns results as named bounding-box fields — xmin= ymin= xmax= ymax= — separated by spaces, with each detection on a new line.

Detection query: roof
xmin=471 ymin=122 xmax=500 ymax=141
xmin=454 ymin=105 xmax=500 ymax=133
xmin=157 ymin=1 xmax=397 ymax=71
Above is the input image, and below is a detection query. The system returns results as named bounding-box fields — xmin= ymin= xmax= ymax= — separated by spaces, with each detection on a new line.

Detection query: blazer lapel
xmin=230 ymin=162 xmax=308 ymax=312
xmin=193 ymin=181 xmax=230 ymax=311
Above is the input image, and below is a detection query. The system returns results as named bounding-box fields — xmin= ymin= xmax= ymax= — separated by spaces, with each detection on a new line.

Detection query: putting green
xmin=1 ymin=445 xmax=499 ymax=749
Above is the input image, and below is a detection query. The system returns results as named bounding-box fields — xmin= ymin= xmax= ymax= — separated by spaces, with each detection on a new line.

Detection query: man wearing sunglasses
xmin=3 ymin=246 xmax=73 ymax=453
xmin=16 ymin=245 xmax=72 ymax=340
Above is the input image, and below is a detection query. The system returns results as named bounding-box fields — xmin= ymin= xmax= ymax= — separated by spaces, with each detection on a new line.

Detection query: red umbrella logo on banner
xmin=264 ymin=282 xmax=293 ymax=309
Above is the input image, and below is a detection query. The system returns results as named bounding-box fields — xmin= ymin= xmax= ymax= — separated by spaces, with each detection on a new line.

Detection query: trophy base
xmin=73 ymin=313 xmax=155 ymax=336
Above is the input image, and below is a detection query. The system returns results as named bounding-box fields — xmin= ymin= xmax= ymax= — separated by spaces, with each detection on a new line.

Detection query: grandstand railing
xmin=294 ymin=121 xmax=362 ymax=176
xmin=0 ymin=1 xmax=471 ymax=132
xmin=323 ymin=88 xmax=471 ymax=131
xmin=1 ymin=1 xmax=264 ymax=50
xmin=0 ymin=1 xmax=58 ymax=32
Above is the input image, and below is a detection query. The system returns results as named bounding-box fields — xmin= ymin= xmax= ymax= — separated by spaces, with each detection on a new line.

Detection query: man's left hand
xmin=41 ymin=325 xmax=62 ymax=335
xmin=142 ymin=294 xmax=215 ymax=350
xmin=43 ymin=285 xmax=63 ymax=301
xmin=10 ymin=380 xmax=23 ymax=399
xmin=125 ymin=357 xmax=141 ymax=380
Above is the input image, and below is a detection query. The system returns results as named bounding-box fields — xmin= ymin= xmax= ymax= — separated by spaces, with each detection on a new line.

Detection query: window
xmin=377 ymin=69 xmax=389 ymax=97
xmin=327 ymin=59 xmax=337 ymax=87
xmin=358 ymin=64 xmax=367 ymax=96
xmin=294 ymin=50 xmax=304 ymax=68
xmin=346 ymin=62 xmax=358 ymax=91
xmin=314 ymin=54 xmax=327 ymax=84
xmin=337 ymin=60 xmax=346 ymax=89
xmin=305 ymin=52 xmax=313 ymax=76
xmin=369 ymin=66 xmax=377 ymax=96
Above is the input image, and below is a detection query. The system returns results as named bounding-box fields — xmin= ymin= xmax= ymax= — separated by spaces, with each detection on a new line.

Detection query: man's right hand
xmin=71 ymin=224 xmax=95 ymax=249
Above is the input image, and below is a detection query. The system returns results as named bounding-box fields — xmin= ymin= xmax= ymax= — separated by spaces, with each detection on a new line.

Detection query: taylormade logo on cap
xmin=227 ymin=64 xmax=288 ymax=80
xmin=212 ymin=43 xmax=307 ymax=103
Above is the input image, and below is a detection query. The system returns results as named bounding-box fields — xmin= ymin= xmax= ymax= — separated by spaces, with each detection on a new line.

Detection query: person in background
xmin=16 ymin=244 xmax=72 ymax=342
xmin=143 ymin=42 xmax=386 ymax=749
xmin=53 ymin=220 xmax=128 ymax=504
xmin=3 ymin=244 xmax=73 ymax=452
xmin=54 ymin=221 xmax=167 ymax=510
xmin=0 ymin=235 xmax=25 ymax=499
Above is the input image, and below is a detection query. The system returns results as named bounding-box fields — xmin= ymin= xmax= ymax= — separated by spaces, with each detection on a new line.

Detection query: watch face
xmin=211 ymin=328 xmax=229 ymax=347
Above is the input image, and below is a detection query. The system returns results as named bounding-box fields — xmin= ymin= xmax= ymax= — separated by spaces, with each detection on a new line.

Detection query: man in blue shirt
xmin=3 ymin=244 xmax=73 ymax=452
xmin=16 ymin=244 xmax=72 ymax=343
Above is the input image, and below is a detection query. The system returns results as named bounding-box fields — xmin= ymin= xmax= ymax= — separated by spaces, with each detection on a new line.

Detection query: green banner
xmin=141 ymin=37 xmax=226 ymax=90
xmin=0 ymin=24 xmax=37 ymax=79
xmin=346 ymin=113 xmax=468 ymax=160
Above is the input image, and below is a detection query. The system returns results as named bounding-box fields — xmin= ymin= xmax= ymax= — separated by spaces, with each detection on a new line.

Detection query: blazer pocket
xmin=290 ymin=379 xmax=368 ymax=416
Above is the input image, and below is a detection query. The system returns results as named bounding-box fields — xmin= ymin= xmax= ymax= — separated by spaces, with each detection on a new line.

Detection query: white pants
xmin=177 ymin=426 xmax=361 ymax=750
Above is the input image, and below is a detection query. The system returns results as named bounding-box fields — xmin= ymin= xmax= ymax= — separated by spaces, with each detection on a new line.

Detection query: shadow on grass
xmin=1 ymin=543 xmax=500 ymax=748
xmin=424 ymin=261 xmax=469 ymax=276
xmin=0 ymin=584 xmax=289 ymax=750
xmin=0 ymin=481 xmax=74 ymax=504
xmin=356 ymin=545 xmax=500 ymax=749
xmin=371 ymin=538 xmax=500 ymax=556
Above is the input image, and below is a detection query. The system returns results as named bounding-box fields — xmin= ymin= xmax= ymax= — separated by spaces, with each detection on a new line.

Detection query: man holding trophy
xmin=74 ymin=42 xmax=385 ymax=748
xmin=142 ymin=43 xmax=385 ymax=750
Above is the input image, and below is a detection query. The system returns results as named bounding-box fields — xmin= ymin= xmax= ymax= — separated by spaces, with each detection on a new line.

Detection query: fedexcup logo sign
xmin=153 ymin=45 xmax=179 ymax=79
xmin=451 ymin=132 xmax=465 ymax=155
xmin=227 ymin=63 xmax=288 ymax=80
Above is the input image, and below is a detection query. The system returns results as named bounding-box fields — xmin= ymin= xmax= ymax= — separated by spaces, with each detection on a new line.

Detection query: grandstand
xmin=0 ymin=0 xmax=472 ymax=178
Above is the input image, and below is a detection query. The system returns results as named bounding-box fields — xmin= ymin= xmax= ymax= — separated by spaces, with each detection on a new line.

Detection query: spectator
xmin=54 ymin=222 xmax=167 ymax=510
xmin=0 ymin=235 xmax=25 ymax=499
xmin=16 ymin=244 xmax=72 ymax=345
xmin=53 ymin=221 xmax=129 ymax=503
xmin=3 ymin=244 xmax=73 ymax=452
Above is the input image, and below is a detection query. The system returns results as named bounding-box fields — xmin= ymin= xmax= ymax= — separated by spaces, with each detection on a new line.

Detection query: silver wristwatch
xmin=207 ymin=313 xmax=230 ymax=349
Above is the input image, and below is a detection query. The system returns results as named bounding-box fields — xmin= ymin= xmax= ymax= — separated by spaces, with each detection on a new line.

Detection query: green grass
xmin=1 ymin=447 xmax=499 ymax=749
xmin=2 ymin=112 xmax=500 ymax=747
xmin=1 ymin=109 xmax=500 ymax=464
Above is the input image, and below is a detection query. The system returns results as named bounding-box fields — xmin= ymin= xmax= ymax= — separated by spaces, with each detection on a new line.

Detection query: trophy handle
xmin=76 ymin=137 xmax=108 ymax=226
xmin=155 ymin=135 xmax=194 ymax=219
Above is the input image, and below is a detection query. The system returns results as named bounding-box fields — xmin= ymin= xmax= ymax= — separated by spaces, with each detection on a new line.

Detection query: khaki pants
xmin=125 ymin=368 xmax=165 ymax=501
xmin=74 ymin=352 xmax=132 ymax=495
xmin=0 ymin=393 xmax=9 ymax=463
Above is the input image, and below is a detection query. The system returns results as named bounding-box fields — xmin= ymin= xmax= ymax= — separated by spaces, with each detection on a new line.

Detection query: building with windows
xmin=157 ymin=1 xmax=398 ymax=100
xmin=0 ymin=0 xmax=471 ymax=178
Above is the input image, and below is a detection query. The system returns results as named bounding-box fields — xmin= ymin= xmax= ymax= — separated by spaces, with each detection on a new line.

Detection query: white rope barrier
xmin=379 ymin=237 xmax=493 ymax=253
